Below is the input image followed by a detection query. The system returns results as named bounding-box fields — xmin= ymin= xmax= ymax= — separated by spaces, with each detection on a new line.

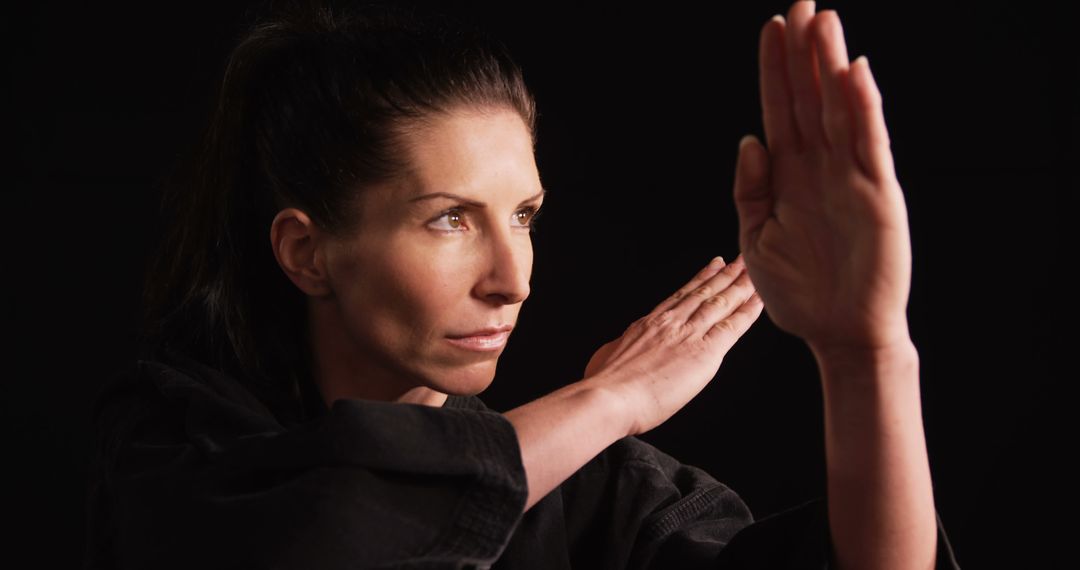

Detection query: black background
xmin=5 ymin=0 xmax=1074 ymax=567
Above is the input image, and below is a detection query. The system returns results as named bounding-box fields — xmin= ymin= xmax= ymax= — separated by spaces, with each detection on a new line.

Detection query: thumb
xmin=732 ymin=134 xmax=772 ymax=251
xmin=584 ymin=337 xmax=619 ymax=379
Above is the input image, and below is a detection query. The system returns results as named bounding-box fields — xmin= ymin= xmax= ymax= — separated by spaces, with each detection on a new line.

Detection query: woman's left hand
xmin=734 ymin=2 xmax=912 ymax=355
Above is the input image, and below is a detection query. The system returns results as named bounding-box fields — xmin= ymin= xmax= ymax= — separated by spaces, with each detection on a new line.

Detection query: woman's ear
xmin=270 ymin=208 xmax=333 ymax=297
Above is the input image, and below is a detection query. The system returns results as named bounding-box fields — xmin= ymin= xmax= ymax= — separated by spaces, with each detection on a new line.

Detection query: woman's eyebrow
xmin=408 ymin=188 xmax=546 ymax=207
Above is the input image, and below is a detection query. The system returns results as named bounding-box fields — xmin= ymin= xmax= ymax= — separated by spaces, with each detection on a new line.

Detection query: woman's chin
xmin=432 ymin=364 xmax=497 ymax=396
xmin=444 ymin=377 xmax=495 ymax=397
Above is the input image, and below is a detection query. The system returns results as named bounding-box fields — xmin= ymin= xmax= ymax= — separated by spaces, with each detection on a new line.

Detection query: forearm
xmin=812 ymin=340 xmax=937 ymax=570
xmin=503 ymin=378 xmax=631 ymax=512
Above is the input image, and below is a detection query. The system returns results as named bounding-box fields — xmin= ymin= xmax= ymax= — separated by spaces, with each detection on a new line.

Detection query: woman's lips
xmin=444 ymin=330 xmax=510 ymax=351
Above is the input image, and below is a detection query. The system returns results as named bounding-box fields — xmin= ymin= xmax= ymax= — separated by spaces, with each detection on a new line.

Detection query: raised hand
xmin=729 ymin=7 xmax=943 ymax=569
xmin=734 ymin=1 xmax=912 ymax=355
xmin=583 ymin=255 xmax=763 ymax=436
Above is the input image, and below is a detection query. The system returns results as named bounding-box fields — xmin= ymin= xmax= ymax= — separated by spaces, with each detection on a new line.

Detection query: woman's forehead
xmin=395 ymin=111 xmax=541 ymax=202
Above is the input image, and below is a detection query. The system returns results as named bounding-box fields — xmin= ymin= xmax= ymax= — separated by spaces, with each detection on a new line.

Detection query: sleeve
xmin=557 ymin=435 xmax=960 ymax=570
xmin=85 ymin=360 xmax=528 ymax=570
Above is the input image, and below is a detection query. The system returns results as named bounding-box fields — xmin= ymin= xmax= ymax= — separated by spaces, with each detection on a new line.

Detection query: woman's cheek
xmin=395 ymin=241 xmax=461 ymax=302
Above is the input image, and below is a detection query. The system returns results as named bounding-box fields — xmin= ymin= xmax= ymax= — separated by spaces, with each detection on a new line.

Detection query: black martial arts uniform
xmin=82 ymin=347 xmax=960 ymax=569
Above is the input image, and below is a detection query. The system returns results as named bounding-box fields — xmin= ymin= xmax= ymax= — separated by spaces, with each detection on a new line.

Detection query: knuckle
xmin=659 ymin=322 xmax=688 ymax=343
xmin=644 ymin=311 xmax=675 ymax=329
xmin=634 ymin=313 xmax=659 ymax=330
xmin=711 ymin=319 xmax=737 ymax=335
xmin=645 ymin=311 xmax=688 ymax=341
xmin=690 ymin=285 xmax=713 ymax=299
xmin=703 ymin=294 xmax=730 ymax=309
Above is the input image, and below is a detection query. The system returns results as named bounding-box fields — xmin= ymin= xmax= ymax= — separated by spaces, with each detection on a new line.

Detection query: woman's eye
xmin=515 ymin=206 xmax=543 ymax=230
xmin=429 ymin=208 xmax=466 ymax=231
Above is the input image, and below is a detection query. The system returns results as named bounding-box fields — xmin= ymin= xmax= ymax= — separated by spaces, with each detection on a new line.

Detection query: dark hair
xmin=138 ymin=0 xmax=538 ymax=425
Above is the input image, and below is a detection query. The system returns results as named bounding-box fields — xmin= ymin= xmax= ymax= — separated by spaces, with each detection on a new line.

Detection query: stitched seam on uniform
xmin=642 ymin=483 xmax=736 ymax=542
xmin=614 ymin=457 xmax=738 ymax=543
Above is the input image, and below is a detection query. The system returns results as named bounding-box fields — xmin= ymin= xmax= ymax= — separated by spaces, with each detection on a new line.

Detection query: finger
xmin=664 ymin=254 xmax=747 ymax=323
xmin=759 ymin=14 xmax=798 ymax=151
xmin=648 ymin=255 xmax=728 ymax=316
xmin=811 ymin=10 xmax=852 ymax=151
xmin=704 ymin=290 xmax=765 ymax=346
xmin=784 ymin=0 xmax=825 ymax=147
xmin=848 ymin=56 xmax=895 ymax=181
xmin=685 ymin=268 xmax=758 ymax=332
xmin=732 ymin=134 xmax=772 ymax=254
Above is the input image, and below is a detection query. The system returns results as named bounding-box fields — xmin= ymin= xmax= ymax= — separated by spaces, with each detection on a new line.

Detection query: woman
xmin=84 ymin=1 xmax=959 ymax=568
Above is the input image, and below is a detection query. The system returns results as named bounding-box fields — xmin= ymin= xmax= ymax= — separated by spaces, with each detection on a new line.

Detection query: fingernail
xmin=770 ymin=14 xmax=785 ymax=24
xmin=709 ymin=256 xmax=724 ymax=268
xmin=856 ymin=55 xmax=873 ymax=78
xmin=739 ymin=134 xmax=756 ymax=150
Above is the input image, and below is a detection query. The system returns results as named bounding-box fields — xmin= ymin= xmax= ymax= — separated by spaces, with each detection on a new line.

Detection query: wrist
xmin=579 ymin=374 xmax=639 ymax=439
xmin=810 ymin=337 xmax=919 ymax=388
xmin=807 ymin=321 xmax=916 ymax=369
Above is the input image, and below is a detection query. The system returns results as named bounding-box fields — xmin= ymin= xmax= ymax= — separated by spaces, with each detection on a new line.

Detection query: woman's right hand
xmin=583 ymin=254 xmax=764 ymax=437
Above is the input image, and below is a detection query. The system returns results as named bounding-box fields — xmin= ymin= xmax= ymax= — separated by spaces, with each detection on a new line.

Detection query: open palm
xmin=735 ymin=2 xmax=912 ymax=352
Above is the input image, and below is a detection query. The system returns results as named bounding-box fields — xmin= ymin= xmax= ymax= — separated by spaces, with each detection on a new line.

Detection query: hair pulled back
xmin=139 ymin=0 xmax=537 ymax=424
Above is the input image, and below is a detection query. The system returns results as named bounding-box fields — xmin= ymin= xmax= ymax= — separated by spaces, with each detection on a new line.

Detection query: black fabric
xmin=83 ymin=348 xmax=961 ymax=569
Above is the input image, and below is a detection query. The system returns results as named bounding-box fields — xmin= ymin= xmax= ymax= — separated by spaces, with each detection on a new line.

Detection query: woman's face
xmin=311 ymin=107 xmax=544 ymax=405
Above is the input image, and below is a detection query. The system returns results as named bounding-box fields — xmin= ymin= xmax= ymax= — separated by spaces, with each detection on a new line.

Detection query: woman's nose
xmin=473 ymin=229 xmax=531 ymax=306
